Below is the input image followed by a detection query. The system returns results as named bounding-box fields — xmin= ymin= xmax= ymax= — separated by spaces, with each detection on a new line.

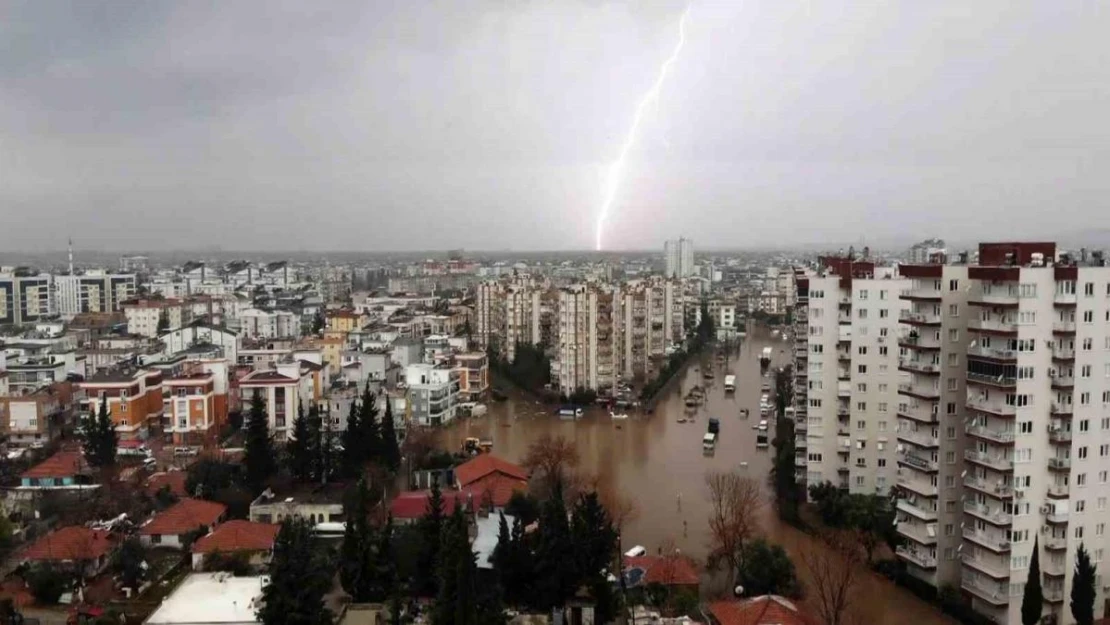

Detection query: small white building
xmin=144 ymin=573 xmax=264 ymax=625
xmin=404 ymin=363 xmax=459 ymax=426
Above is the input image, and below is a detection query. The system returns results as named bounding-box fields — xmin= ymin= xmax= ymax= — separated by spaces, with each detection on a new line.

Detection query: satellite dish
xmin=734 ymin=585 xmax=745 ymax=597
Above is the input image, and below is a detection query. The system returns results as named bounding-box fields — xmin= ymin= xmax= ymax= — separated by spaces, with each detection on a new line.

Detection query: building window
xmin=948 ymin=304 xmax=959 ymax=317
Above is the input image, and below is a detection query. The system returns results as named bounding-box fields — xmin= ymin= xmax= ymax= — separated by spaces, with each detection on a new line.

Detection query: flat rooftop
xmin=144 ymin=573 xmax=264 ymax=625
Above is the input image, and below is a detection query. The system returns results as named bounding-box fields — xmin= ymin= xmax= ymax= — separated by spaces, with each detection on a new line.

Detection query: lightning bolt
xmin=595 ymin=3 xmax=691 ymax=251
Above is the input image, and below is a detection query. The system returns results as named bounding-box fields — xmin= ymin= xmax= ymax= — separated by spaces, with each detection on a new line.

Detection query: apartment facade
xmin=164 ymin=363 xmax=229 ymax=445
xmin=554 ymin=283 xmax=617 ymax=393
xmin=79 ymin=368 xmax=165 ymax=440
xmin=616 ymin=277 xmax=683 ymax=382
xmin=476 ymin=277 xmax=545 ymax=363
xmin=0 ymin=272 xmax=53 ymax=325
xmin=124 ymin=299 xmax=186 ymax=338
xmin=454 ymin=353 xmax=489 ymax=401
xmin=405 ymin=364 xmax=459 ymax=426
xmin=54 ymin=272 xmax=136 ymax=318
xmin=664 ymin=237 xmax=694 ymax=279
xmin=802 ymin=257 xmax=908 ymax=496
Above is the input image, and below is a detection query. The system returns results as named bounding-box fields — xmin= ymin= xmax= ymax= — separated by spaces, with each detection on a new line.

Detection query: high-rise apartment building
xmin=800 ymin=255 xmax=909 ymax=495
xmin=476 ymin=276 xmax=543 ymax=363
xmin=54 ymin=272 xmax=136 ymax=318
xmin=664 ymin=237 xmax=694 ymax=279
xmin=0 ymin=271 xmax=53 ymax=325
xmin=616 ymin=277 xmax=684 ymax=381
xmin=908 ymin=238 xmax=946 ymax=264
xmin=891 ymin=242 xmax=1110 ymax=625
xmin=555 ymin=283 xmax=616 ymax=393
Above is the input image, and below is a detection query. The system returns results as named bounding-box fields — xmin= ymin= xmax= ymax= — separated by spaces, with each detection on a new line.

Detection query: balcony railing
xmin=963 ymin=500 xmax=1013 ymax=525
xmin=963 ymin=526 xmax=1011 ymax=552
xmin=961 ymin=578 xmax=1008 ymax=605
xmin=899 ymin=310 xmax=941 ymax=325
xmin=896 ymin=545 xmax=937 ymax=569
xmin=1053 ymin=321 xmax=1077 ymax=334
xmin=898 ymin=521 xmax=938 ymax=545
xmin=1050 ymin=403 xmax=1073 ymax=416
xmin=896 ymin=499 xmax=937 ymax=521
xmin=1046 ymin=509 xmax=1069 ymax=524
xmin=963 ymin=475 xmax=1014 ymax=498
xmin=973 ymin=292 xmax=1020 ymax=306
xmin=1048 ymin=457 xmax=1072 ymax=471
xmin=967 ymin=345 xmax=1018 ymax=361
xmin=967 ymin=372 xmax=1017 ymax=387
xmin=898 ymin=452 xmax=938 ymax=472
xmin=961 ymin=552 xmax=1011 ymax=579
xmin=1047 ymin=484 xmax=1070 ymax=498
xmin=898 ymin=404 xmax=938 ymax=424
xmin=1044 ymin=535 xmax=1068 ymax=551
xmin=899 ymin=383 xmax=940 ymax=400
xmin=966 ymin=424 xmax=1016 ymax=444
xmin=1047 ymin=428 xmax=1072 ymax=444
xmin=965 ymin=449 xmax=1014 ymax=471
xmin=966 ymin=395 xmax=1016 ymax=416
xmin=899 ymin=332 xmax=941 ymax=350
xmin=899 ymin=359 xmax=941 ymax=374
xmin=897 ymin=475 xmax=938 ymax=497
xmin=1052 ymin=345 xmax=1075 ymax=360
xmin=969 ymin=317 xmax=1018 ymax=333
xmin=901 ymin=287 xmax=942 ymax=301
xmin=896 ymin=428 xmax=939 ymax=448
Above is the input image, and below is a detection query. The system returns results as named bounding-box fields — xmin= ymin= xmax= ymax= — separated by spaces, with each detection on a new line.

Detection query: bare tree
xmin=802 ymin=530 xmax=864 ymax=625
xmin=704 ymin=470 xmax=763 ymax=586
xmin=522 ymin=433 xmax=580 ymax=495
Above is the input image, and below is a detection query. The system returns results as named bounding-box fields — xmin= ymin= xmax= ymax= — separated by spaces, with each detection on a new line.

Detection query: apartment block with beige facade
xmin=615 ymin=277 xmax=684 ymax=384
xmin=555 ymin=283 xmax=617 ymax=394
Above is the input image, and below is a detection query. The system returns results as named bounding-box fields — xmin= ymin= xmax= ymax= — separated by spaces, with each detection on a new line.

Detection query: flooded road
xmin=438 ymin=325 xmax=954 ymax=625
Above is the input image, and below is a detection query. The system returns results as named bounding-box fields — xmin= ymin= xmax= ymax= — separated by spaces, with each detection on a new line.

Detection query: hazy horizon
xmin=3 ymin=1 xmax=1108 ymax=251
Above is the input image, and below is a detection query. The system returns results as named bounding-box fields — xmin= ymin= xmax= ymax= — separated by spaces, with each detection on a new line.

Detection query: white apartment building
xmin=54 ymin=272 xmax=136 ymax=318
xmin=404 ymin=363 xmax=459 ymax=426
xmin=616 ymin=277 xmax=683 ymax=382
xmin=123 ymin=299 xmax=186 ymax=338
xmin=238 ymin=308 xmax=300 ymax=340
xmin=0 ymin=272 xmax=53 ymax=325
xmin=893 ymin=263 xmax=970 ymax=591
xmin=554 ymin=284 xmax=616 ymax=393
xmin=802 ymin=256 xmax=909 ymax=496
xmin=475 ymin=277 xmax=544 ymax=363
xmin=664 ymin=238 xmax=695 ymax=279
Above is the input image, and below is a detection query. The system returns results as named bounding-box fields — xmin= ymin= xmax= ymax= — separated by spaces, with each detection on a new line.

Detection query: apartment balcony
xmin=966 ymin=345 xmax=1018 ymax=362
xmin=1050 ymin=403 xmax=1073 ymax=417
xmin=896 ymin=428 xmax=939 ymax=448
xmin=898 ymin=404 xmax=938 ymax=424
xmin=899 ymin=310 xmax=942 ymax=327
xmin=898 ymin=358 xmax=941 ymax=375
xmin=963 ymin=475 xmax=1014 ymax=499
xmin=961 ymin=553 xmax=1011 ymax=579
xmin=1051 ymin=345 xmax=1075 ymax=361
xmin=965 ymin=424 xmax=1016 ymax=445
xmin=1053 ymin=321 xmax=1076 ymax=335
xmin=965 ymin=449 xmax=1014 ymax=472
xmin=897 ymin=474 xmax=938 ymax=497
xmin=1054 ymin=292 xmax=1077 ymax=307
xmin=1051 ymin=374 xmax=1075 ymax=390
xmin=899 ymin=332 xmax=941 ymax=351
xmin=1045 ymin=508 xmax=1070 ymax=525
xmin=1047 ymin=457 xmax=1071 ymax=471
xmin=837 ymin=382 xmax=850 ymax=398
xmin=837 ymin=406 xmax=850 ymax=418
xmin=1047 ymin=427 xmax=1072 ymax=444
xmin=961 ymin=577 xmax=1009 ymax=606
xmin=1043 ymin=558 xmax=1068 ymax=579
xmin=794 ymin=456 xmax=807 ymax=469
xmin=898 ymin=521 xmax=938 ymax=546
xmin=968 ymin=317 xmax=1018 ymax=335
xmin=900 ymin=287 xmax=942 ymax=302
xmin=896 ymin=499 xmax=938 ymax=522
xmin=897 ymin=451 xmax=939 ymax=472
xmin=1044 ymin=587 xmax=1065 ymax=604
xmin=963 ymin=500 xmax=1013 ymax=526
xmin=896 ymin=545 xmax=937 ymax=569
xmin=899 ymin=383 xmax=940 ymax=401
xmin=1044 ymin=535 xmax=1068 ymax=551
xmin=966 ymin=395 xmax=1016 ymax=417
xmin=1047 ymin=484 xmax=1070 ymax=498
xmin=966 ymin=372 xmax=1017 ymax=388
xmin=963 ymin=526 xmax=1011 ymax=553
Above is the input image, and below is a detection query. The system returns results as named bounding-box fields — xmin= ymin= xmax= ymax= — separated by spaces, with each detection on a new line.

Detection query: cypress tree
xmin=340 ymin=478 xmax=376 ymax=601
xmin=381 ymin=396 xmax=402 ymax=472
xmin=415 ymin=478 xmax=446 ymax=597
xmin=341 ymin=399 xmax=363 ymax=478
xmin=359 ymin=384 xmax=382 ymax=464
xmin=534 ymin=483 xmax=575 ymax=610
xmin=1071 ymin=542 xmax=1096 ymax=625
xmin=257 ymin=518 xmax=332 ymax=625
xmin=86 ymin=396 xmax=118 ymax=468
xmin=243 ymin=391 xmax=276 ymax=493
xmin=1022 ymin=537 xmax=1043 ymax=625
xmin=287 ymin=403 xmax=316 ymax=482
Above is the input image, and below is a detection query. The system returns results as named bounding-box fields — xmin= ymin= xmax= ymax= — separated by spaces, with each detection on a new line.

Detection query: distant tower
xmin=68 ymin=237 xmax=74 ymax=275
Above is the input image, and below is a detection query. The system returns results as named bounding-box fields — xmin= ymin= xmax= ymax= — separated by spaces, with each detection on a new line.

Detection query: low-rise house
xmin=708 ymin=596 xmax=820 ymax=625
xmin=454 ymin=454 xmax=528 ymax=510
xmin=144 ymin=572 xmax=265 ymax=625
xmin=146 ymin=471 xmax=189 ymax=498
xmin=0 ymin=381 xmax=75 ymax=447
xmin=249 ymin=484 xmax=345 ymax=525
xmin=140 ymin=498 xmax=228 ymax=549
xmin=191 ymin=520 xmax=279 ymax=571
xmin=19 ymin=450 xmax=93 ymax=490
xmin=454 ymin=353 xmax=489 ymax=401
xmin=389 ymin=490 xmax=468 ymax=525
xmin=623 ymin=554 xmax=700 ymax=589
xmin=21 ymin=526 xmax=115 ymax=577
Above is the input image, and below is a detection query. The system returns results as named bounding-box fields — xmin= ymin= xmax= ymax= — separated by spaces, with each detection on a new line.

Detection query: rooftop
xmin=145 ymin=573 xmax=264 ymax=625
xmin=146 ymin=471 xmax=189 ymax=497
xmin=708 ymin=596 xmax=818 ymax=625
xmin=454 ymin=454 xmax=528 ymax=487
xmin=141 ymin=498 xmax=227 ymax=536
xmin=192 ymin=520 xmax=279 ymax=554
xmin=22 ymin=451 xmax=88 ymax=479
xmin=22 ymin=526 xmax=114 ymax=562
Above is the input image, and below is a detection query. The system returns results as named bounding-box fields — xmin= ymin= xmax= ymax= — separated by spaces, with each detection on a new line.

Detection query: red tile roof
xmin=22 ymin=527 xmax=114 ymax=562
xmin=390 ymin=490 xmax=467 ymax=519
xmin=192 ymin=520 xmax=279 ymax=554
xmin=709 ymin=597 xmax=820 ymax=625
xmin=21 ymin=451 xmax=87 ymax=479
xmin=624 ymin=555 xmax=700 ymax=586
xmin=140 ymin=498 xmax=226 ymax=536
xmin=146 ymin=471 xmax=189 ymax=497
xmin=462 ymin=474 xmax=527 ymax=508
xmin=454 ymin=454 xmax=527 ymax=487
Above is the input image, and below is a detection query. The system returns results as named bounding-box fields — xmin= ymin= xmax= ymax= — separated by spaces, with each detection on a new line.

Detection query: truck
xmin=708 ymin=418 xmax=720 ymax=435
xmin=724 ymin=375 xmax=736 ymax=393
xmin=760 ymin=347 xmax=773 ymax=368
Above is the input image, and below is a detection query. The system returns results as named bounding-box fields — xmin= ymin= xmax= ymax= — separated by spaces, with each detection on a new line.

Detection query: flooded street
xmin=438 ymin=325 xmax=954 ymax=625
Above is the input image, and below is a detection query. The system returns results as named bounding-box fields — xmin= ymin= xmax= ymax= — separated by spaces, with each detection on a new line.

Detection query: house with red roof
xmin=21 ymin=526 xmax=115 ymax=577
xmin=389 ymin=489 xmax=469 ymax=525
xmin=140 ymin=497 xmax=227 ymax=549
xmin=19 ymin=451 xmax=93 ymax=489
xmin=709 ymin=596 xmax=820 ymax=625
xmin=191 ymin=520 xmax=279 ymax=571
xmin=624 ymin=554 xmax=700 ymax=588
xmin=145 ymin=471 xmax=189 ymax=498
xmin=453 ymin=454 xmax=528 ymax=509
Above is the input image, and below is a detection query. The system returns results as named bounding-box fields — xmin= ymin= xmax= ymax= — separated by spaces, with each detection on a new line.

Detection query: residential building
xmin=475 ymin=276 xmax=544 ymax=362
xmin=390 ymin=490 xmax=469 ymax=525
xmin=190 ymin=520 xmax=279 ymax=571
xmin=616 ymin=277 xmax=683 ymax=382
xmin=144 ymin=573 xmax=265 ymax=625
xmin=908 ymin=238 xmax=947 ymax=264
xmin=554 ymin=283 xmax=617 ymax=393
xmin=453 ymin=454 xmax=528 ymax=509
xmin=238 ymin=308 xmax=299 ymax=340
xmin=800 ymin=255 xmax=909 ymax=496
xmin=159 ymin=322 xmax=240 ymax=364
xmin=0 ymin=271 xmax=53 ymax=325
xmin=54 ymin=271 xmax=136 ymax=318
xmin=164 ymin=364 xmax=229 ymax=445
xmin=893 ymin=261 xmax=970 ymax=589
xmin=404 ymin=363 xmax=459 ymax=426
xmin=664 ymin=237 xmax=695 ymax=279
xmin=454 ymin=352 xmax=489 ymax=401
xmin=20 ymin=527 xmax=115 ymax=578
xmin=237 ymin=369 xmax=302 ymax=440
xmin=19 ymin=451 xmax=93 ymax=489
xmin=79 ymin=367 xmax=164 ymax=439
xmin=0 ymin=382 xmax=74 ymax=447
xmin=140 ymin=498 xmax=228 ymax=549
xmin=709 ymin=596 xmax=820 ymax=625
xmin=123 ymin=299 xmax=186 ymax=338
xmin=249 ymin=484 xmax=345 ymax=525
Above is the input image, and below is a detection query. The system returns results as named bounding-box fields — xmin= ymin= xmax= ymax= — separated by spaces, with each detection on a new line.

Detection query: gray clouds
xmin=1 ymin=1 xmax=1108 ymax=251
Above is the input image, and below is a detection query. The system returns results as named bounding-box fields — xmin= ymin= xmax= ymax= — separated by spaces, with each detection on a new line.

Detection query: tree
xmin=521 ymin=434 xmax=580 ymax=497
xmin=85 ymin=396 xmax=118 ymax=468
xmin=380 ymin=397 xmax=401 ymax=473
xmin=533 ymin=482 xmax=576 ymax=610
xmin=571 ymin=492 xmax=618 ymax=582
xmin=286 ymin=404 xmax=317 ymax=483
xmin=157 ymin=310 xmax=170 ymax=333
xmin=341 ymin=399 xmax=364 ymax=479
xmin=1071 ymin=542 xmax=1096 ymax=625
xmin=359 ymin=384 xmax=382 ymax=466
xmin=415 ymin=477 xmax=447 ymax=597
xmin=316 ymin=409 xmax=337 ymax=484
xmin=432 ymin=507 xmax=481 ymax=625
xmin=24 ymin=564 xmax=69 ymax=605
xmin=735 ymin=538 xmax=801 ymax=598
xmin=705 ymin=471 xmax=763 ymax=586
xmin=1022 ymin=537 xmax=1043 ymax=625
xmin=340 ymin=478 xmax=380 ymax=602
xmin=257 ymin=518 xmax=333 ymax=625
xmin=770 ymin=366 xmax=800 ymax=522
xmin=846 ymin=494 xmax=898 ymax=564
xmin=186 ymin=459 xmax=238 ymax=499
xmin=312 ymin=310 xmax=326 ymax=335
xmin=113 ymin=537 xmax=147 ymax=591
xmin=802 ymin=530 xmax=862 ymax=625
xmin=243 ymin=392 xmax=276 ymax=493
xmin=504 ymin=491 xmax=540 ymax=526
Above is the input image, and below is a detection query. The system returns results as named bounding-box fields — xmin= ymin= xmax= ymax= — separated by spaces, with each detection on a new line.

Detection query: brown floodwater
xmin=437 ymin=325 xmax=954 ymax=625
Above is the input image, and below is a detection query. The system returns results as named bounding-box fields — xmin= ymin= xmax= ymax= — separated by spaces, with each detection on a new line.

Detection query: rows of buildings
xmin=790 ymin=241 xmax=1110 ymax=625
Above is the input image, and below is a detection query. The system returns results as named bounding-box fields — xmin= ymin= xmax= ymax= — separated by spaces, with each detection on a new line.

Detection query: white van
xmin=702 ymin=432 xmax=717 ymax=450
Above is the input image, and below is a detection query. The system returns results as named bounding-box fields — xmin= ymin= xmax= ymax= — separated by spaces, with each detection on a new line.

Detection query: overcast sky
xmin=2 ymin=1 xmax=1108 ymax=252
